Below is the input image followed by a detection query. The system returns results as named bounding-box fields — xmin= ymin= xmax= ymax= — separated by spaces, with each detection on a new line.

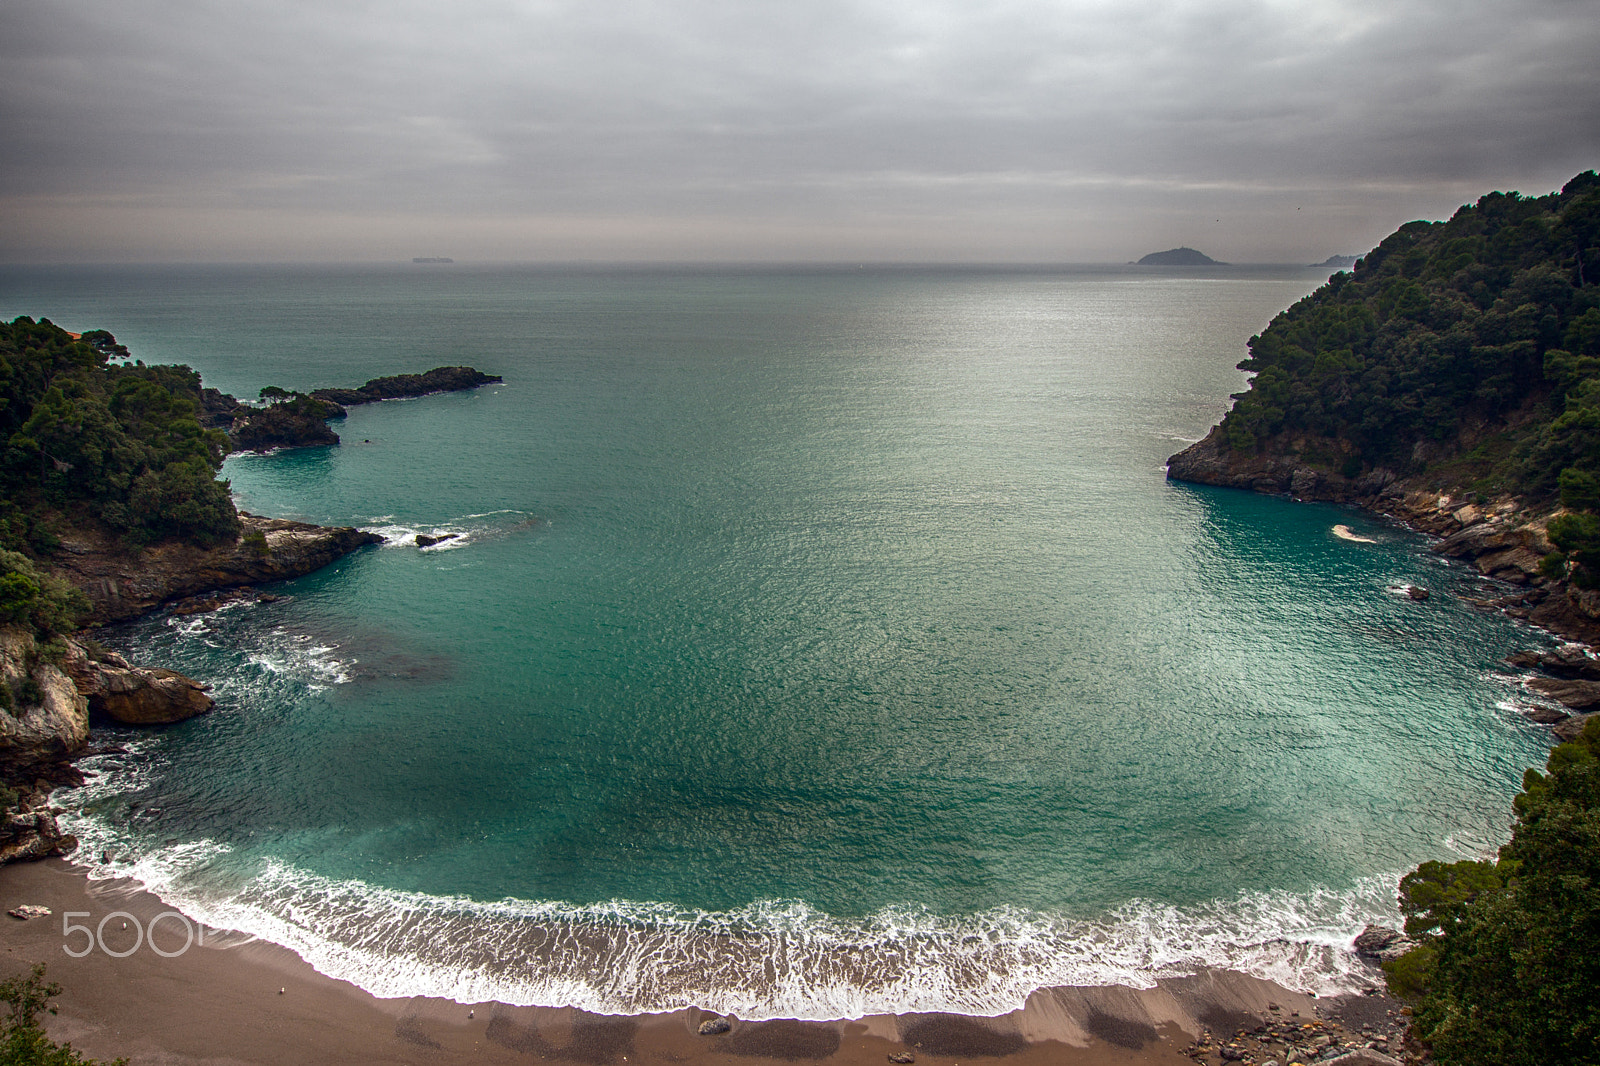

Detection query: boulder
xmin=1322 ymin=1051 xmax=1402 ymax=1066
xmin=1352 ymin=924 xmax=1414 ymax=962
xmin=697 ymin=1018 xmax=732 ymax=1036
xmin=63 ymin=642 xmax=213 ymax=725
xmin=1525 ymin=677 xmax=1600 ymax=710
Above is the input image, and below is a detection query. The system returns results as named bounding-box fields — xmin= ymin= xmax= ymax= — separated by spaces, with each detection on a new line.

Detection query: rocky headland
xmin=212 ymin=365 xmax=502 ymax=453
xmin=47 ymin=512 xmax=382 ymax=625
xmin=0 ymin=323 xmax=490 ymax=864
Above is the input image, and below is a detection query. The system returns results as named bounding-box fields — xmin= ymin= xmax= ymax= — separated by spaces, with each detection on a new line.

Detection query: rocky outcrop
xmin=61 ymin=642 xmax=214 ymax=725
xmin=1352 ymin=924 xmax=1415 ymax=963
xmin=0 ymin=787 xmax=76 ymax=865
xmin=48 ymin=513 xmax=382 ymax=624
xmin=310 ymin=365 xmax=501 ymax=407
xmin=0 ymin=626 xmax=88 ymax=779
xmin=1166 ymin=426 xmax=1401 ymax=503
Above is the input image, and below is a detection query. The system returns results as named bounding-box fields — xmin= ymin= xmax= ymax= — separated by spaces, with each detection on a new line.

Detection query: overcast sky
xmin=3 ymin=0 xmax=1597 ymax=263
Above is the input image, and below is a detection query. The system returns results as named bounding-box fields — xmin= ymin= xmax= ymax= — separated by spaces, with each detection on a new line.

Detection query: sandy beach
xmin=0 ymin=858 xmax=1404 ymax=1066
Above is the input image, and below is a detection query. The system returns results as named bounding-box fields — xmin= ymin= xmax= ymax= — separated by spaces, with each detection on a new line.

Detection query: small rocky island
xmin=212 ymin=366 xmax=502 ymax=452
xmin=1136 ymin=246 xmax=1222 ymax=266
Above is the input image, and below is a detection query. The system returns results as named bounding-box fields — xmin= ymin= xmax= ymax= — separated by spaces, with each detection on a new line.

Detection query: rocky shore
xmin=0 ymin=513 xmax=383 ymax=863
xmin=47 ymin=513 xmax=382 ymax=625
xmin=1168 ymin=426 xmax=1600 ymax=739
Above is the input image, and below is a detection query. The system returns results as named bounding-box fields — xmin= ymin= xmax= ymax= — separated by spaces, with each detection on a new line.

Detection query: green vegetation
xmin=0 ymin=964 xmax=126 ymax=1066
xmin=0 ymin=552 xmax=88 ymax=637
xmin=1384 ymin=716 xmax=1600 ymax=1065
xmin=0 ymin=316 xmax=238 ymax=553
xmin=1220 ymin=171 xmax=1600 ymax=510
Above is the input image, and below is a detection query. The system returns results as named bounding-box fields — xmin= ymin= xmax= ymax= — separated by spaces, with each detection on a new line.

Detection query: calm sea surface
xmin=0 ymin=264 xmax=1556 ymax=1016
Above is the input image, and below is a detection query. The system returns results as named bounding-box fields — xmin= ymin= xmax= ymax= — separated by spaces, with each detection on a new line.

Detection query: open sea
xmin=0 ymin=263 xmax=1558 ymax=1018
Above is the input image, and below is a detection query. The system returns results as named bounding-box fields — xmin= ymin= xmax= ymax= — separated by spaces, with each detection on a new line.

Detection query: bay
xmin=0 ymin=263 xmax=1554 ymax=1016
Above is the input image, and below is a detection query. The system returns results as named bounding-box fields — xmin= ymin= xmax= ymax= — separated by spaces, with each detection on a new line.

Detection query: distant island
xmin=1136 ymin=247 xmax=1222 ymax=266
xmin=1315 ymin=254 xmax=1359 ymax=268
xmin=411 ymin=257 xmax=454 ymax=264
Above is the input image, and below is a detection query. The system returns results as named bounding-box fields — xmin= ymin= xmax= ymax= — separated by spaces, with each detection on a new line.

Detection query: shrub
xmin=1387 ymin=717 xmax=1600 ymax=1065
xmin=0 ymin=964 xmax=127 ymax=1065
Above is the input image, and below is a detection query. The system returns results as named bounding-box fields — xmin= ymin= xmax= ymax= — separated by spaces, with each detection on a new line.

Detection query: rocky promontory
xmin=48 ymin=513 xmax=382 ymax=624
xmin=206 ymin=366 xmax=501 ymax=453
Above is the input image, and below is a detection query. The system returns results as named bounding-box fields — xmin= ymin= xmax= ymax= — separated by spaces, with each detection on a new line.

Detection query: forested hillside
xmin=1219 ymin=171 xmax=1600 ymax=499
xmin=0 ymin=317 xmax=239 ymax=555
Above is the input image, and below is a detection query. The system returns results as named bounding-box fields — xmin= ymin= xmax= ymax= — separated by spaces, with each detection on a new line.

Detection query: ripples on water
xmin=3 ymin=264 xmax=1556 ymax=1015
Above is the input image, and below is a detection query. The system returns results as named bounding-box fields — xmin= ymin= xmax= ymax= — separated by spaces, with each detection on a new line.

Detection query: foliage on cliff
xmin=0 ymin=317 xmax=238 ymax=553
xmin=1219 ymin=171 xmax=1600 ymax=501
xmin=1384 ymin=716 xmax=1600 ymax=1065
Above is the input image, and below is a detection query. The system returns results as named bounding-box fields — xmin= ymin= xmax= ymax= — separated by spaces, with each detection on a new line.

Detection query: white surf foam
xmin=54 ymin=815 xmax=1400 ymax=1020
xmin=366 ymin=509 xmax=529 ymax=550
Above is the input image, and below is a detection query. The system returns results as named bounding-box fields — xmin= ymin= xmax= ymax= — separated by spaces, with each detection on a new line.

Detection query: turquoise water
xmin=0 ymin=264 xmax=1555 ymax=1016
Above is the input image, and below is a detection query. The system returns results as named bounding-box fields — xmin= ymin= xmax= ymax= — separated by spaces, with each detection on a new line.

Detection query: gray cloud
xmin=2 ymin=0 xmax=1596 ymax=261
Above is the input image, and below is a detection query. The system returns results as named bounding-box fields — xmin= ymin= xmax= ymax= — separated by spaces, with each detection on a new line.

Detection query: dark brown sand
xmin=1 ymin=859 xmax=1368 ymax=1066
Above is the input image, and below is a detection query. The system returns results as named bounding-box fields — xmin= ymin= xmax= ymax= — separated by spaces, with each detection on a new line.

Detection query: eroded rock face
xmin=62 ymin=643 xmax=214 ymax=725
xmin=0 ymin=625 xmax=89 ymax=774
xmin=49 ymin=513 xmax=382 ymax=623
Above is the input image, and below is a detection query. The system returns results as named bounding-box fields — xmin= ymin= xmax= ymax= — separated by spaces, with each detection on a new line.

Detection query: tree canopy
xmin=1387 ymin=716 xmax=1600 ymax=1065
xmin=1220 ymin=171 xmax=1600 ymax=504
xmin=0 ymin=317 xmax=239 ymax=553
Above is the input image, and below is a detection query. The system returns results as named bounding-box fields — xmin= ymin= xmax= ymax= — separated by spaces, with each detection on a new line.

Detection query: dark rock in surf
xmin=1525 ymin=677 xmax=1600 ymax=710
xmin=1352 ymin=924 xmax=1414 ymax=962
xmin=697 ymin=1018 xmax=732 ymax=1036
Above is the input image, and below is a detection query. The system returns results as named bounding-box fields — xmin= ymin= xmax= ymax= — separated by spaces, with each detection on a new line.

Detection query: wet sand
xmin=1 ymin=859 xmax=1381 ymax=1066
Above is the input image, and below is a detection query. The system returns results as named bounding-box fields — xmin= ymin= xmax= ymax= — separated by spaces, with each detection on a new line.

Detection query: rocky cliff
xmin=48 ymin=513 xmax=382 ymax=624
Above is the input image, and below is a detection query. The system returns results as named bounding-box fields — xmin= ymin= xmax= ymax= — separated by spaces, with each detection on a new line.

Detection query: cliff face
xmin=0 ymin=626 xmax=89 ymax=778
xmin=48 ymin=513 xmax=383 ymax=624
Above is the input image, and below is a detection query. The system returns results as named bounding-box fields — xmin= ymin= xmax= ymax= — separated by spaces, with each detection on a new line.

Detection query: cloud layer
xmin=3 ymin=0 xmax=1597 ymax=261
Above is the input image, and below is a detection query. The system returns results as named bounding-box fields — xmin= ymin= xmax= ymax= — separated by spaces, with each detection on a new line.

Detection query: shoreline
xmin=1 ymin=858 xmax=1406 ymax=1066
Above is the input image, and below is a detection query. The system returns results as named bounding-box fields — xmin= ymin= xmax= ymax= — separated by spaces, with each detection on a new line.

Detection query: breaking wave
xmin=61 ymin=803 xmax=1395 ymax=1019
